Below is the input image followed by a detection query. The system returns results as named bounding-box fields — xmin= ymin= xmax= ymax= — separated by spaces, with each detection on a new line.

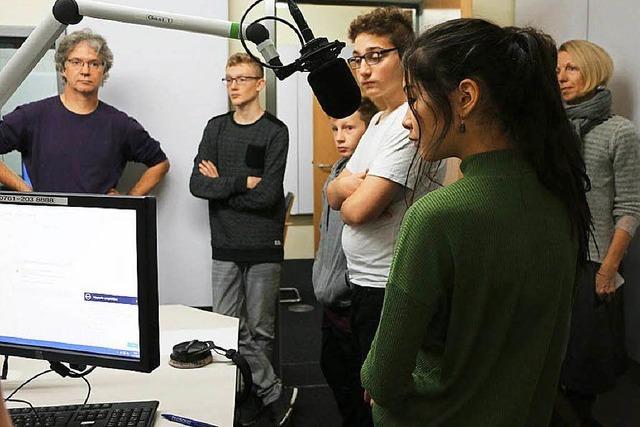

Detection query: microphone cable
xmin=3 ymin=369 xmax=54 ymax=402
xmin=4 ymin=364 xmax=93 ymax=420
xmin=207 ymin=341 xmax=253 ymax=404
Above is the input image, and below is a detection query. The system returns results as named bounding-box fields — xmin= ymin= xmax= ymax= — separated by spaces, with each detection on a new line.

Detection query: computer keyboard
xmin=8 ymin=400 xmax=159 ymax=427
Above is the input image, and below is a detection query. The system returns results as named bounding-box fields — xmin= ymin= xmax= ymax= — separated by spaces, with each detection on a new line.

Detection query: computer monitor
xmin=0 ymin=192 xmax=160 ymax=373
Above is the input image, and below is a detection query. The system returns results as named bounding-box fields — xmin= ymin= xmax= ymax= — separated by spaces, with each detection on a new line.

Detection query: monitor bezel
xmin=0 ymin=192 xmax=160 ymax=373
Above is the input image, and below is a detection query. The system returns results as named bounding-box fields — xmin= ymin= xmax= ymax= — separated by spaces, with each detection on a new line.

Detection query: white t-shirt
xmin=342 ymin=102 xmax=417 ymax=289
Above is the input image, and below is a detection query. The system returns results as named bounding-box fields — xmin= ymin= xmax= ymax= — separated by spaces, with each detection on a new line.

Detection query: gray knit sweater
xmin=312 ymin=156 xmax=351 ymax=307
xmin=189 ymin=112 xmax=289 ymax=262
xmin=583 ymin=115 xmax=640 ymax=262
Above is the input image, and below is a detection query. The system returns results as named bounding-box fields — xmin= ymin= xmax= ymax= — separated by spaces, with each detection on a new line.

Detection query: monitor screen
xmin=0 ymin=192 xmax=159 ymax=373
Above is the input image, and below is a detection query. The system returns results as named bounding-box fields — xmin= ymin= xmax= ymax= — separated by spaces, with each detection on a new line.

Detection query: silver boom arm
xmin=0 ymin=0 xmax=247 ymax=108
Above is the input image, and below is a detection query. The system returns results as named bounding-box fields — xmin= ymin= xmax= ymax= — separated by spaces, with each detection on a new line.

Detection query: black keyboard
xmin=8 ymin=400 xmax=159 ymax=427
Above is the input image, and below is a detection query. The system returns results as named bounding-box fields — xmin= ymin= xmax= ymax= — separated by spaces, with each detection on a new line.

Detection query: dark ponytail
xmin=404 ymin=19 xmax=592 ymax=263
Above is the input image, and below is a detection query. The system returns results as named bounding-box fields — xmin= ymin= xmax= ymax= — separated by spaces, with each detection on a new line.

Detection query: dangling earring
xmin=459 ymin=120 xmax=466 ymax=133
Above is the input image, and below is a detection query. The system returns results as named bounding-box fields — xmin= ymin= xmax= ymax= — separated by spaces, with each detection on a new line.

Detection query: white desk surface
xmin=3 ymin=305 xmax=240 ymax=427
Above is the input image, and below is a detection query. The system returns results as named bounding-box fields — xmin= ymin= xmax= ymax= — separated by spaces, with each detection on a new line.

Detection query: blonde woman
xmin=556 ymin=40 xmax=640 ymax=425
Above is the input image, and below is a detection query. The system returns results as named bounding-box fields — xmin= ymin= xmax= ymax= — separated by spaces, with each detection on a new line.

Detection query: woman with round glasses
xmin=360 ymin=19 xmax=592 ymax=426
xmin=555 ymin=40 xmax=640 ymax=426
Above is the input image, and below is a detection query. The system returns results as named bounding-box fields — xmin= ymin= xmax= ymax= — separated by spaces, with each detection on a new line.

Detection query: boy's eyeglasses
xmin=222 ymin=76 xmax=261 ymax=86
xmin=347 ymin=47 xmax=398 ymax=70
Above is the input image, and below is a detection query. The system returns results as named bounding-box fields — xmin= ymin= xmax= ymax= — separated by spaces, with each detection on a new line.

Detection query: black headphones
xmin=170 ymin=340 xmax=253 ymax=404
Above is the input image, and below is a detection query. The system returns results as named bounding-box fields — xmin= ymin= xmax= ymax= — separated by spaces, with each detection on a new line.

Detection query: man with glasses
xmin=0 ymin=29 xmax=169 ymax=195
xmin=327 ymin=7 xmax=443 ymax=427
xmin=189 ymin=53 xmax=293 ymax=426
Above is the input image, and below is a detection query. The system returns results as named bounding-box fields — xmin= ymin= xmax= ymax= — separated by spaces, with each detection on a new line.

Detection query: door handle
xmin=314 ymin=162 xmax=334 ymax=171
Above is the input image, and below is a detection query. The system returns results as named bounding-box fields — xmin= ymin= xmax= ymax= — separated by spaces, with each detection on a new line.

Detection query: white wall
xmin=515 ymin=0 xmax=587 ymax=57
xmin=276 ymin=45 xmax=314 ymax=215
xmin=472 ymin=0 xmax=515 ymax=26
xmin=0 ymin=0 xmax=51 ymax=26
xmin=516 ymin=0 xmax=640 ymax=362
xmin=421 ymin=8 xmax=461 ymax=31
xmin=64 ymin=0 xmax=229 ymax=307
xmin=588 ymin=1 xmax=640 ymax=126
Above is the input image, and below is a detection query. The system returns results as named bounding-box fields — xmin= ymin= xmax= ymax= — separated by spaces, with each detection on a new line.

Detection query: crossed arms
xmin=189 ymin=122 xmax=288 ymax=211
xmin=327 ymin=168 xmax=402 ymax=226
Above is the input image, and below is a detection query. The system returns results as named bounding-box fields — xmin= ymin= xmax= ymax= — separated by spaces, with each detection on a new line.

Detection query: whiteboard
xmin=71 ymin=0 xmax=229 ymax=306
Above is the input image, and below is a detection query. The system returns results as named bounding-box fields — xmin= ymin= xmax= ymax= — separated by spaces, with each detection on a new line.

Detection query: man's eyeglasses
xmin=222 ymin=76 xmax=261 ymax=86
xmin=347 ymin=47 xmax=398 ymax=70
xmin=66 ymin=58 xmax=104 ymax=70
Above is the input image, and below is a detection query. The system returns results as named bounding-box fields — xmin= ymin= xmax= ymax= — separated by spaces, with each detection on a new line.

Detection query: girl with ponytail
xmin=360 ymin=19 xmax=591 ymax=426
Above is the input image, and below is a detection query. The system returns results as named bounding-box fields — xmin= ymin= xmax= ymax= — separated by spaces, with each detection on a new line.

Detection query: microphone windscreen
xmin=245 ymin=22 xmax=270 ymax=44
xmin=308 ymin=58 xmax=361 ymax=119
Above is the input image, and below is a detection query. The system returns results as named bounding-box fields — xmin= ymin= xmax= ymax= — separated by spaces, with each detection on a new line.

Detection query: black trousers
xmin=550 ymin=261 xmax=627 ymax=426
xmin=560 ymin=261 xmax=627 ymax=394
xmin=321 ymin=306 xmax=369 ymax=427
xmin=350 ymin=284 xmax=386 ymax=427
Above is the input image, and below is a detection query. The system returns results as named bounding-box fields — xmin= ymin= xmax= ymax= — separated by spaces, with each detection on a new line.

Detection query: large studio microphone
xmin=285 ymin=1 xmax=361 ymax=119
xmin=306 ymin=57 xmax=361 ymax=120
xmin=244 ymin=5 xmax=361 ymax=119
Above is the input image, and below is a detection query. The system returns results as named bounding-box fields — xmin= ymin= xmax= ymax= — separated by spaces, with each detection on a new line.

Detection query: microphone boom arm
xmin=0 ymin=0 xmax=361 ymax=118
xmin=0 ymin=0 xmax=251 ymax=108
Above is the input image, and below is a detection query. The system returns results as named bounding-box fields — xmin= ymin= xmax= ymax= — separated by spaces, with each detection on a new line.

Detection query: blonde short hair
xmin=226 ymin=52 xmax=263 ymax=78
xmin=559 ymin=40 xmax=613 ymax=96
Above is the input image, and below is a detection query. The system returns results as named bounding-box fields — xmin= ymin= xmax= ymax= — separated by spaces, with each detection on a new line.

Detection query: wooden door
xmin=460 ymin=0 xmax=473 ymax=17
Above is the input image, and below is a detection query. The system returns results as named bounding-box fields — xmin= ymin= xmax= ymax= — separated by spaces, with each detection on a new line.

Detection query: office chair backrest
xmin=283 ymin=192 xmax=295 ymax=242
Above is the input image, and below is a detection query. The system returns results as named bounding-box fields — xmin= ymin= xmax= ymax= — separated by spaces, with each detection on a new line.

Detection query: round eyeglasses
xmin=347 ymin=47 xmax=398 ymax=70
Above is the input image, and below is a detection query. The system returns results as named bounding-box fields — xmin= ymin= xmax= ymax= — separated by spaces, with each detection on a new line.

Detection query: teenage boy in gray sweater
xmin=313 ymin=98 xmax=378 ymax=427
xmin=189 ymin=53 xmax=293 ymax=426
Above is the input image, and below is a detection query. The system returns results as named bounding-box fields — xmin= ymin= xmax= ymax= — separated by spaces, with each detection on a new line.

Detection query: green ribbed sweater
xmin=361 ymin=150 xmax=579 ymax=427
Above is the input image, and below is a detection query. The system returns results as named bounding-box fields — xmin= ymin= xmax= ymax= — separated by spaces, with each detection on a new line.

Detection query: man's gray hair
xmin=55 ymin=29 xmax=114 ymax=83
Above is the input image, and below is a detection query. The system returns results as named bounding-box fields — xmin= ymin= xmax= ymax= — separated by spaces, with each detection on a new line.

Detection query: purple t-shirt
xmin=0 ymin=96 xmax=167 ymax=194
